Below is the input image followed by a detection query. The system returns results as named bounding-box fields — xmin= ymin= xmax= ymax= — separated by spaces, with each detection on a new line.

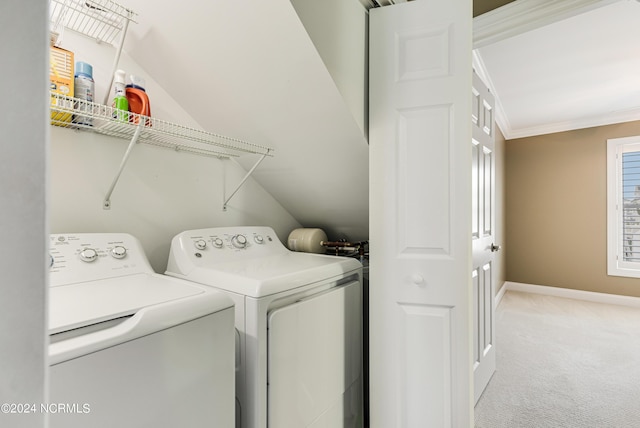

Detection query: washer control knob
xmin=254 ymin=235 xmax=264 ymax=244
xmin=110 ymin=246 xmax=127 ymax=259
xmin=231 ymin=234 xmax=248 ymax=249
xmin=213 ymin=238 xmax=224 ymax=248
xmin=79 ymin=248 xmax=98 ymax=263
xmin=194 ymin=239 xmax=207 ymax=250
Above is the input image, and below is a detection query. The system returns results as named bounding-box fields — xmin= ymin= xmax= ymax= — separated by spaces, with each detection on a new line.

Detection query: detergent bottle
xmin=126 ymin=75 xmax=151 ymax=126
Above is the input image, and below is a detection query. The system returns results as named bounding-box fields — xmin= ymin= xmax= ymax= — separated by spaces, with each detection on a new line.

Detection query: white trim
xmin=473 ymin=0 xmax=621 ymax=49
xmin=494 ymin=281 xmax=508 ymax=308
xmin=606 ymin=136 xmax=640 ymax=278
xmin=503 ymin=108 xmax=640 ymax=140
xmin=501 ymin=281 xmax=640 ymax=309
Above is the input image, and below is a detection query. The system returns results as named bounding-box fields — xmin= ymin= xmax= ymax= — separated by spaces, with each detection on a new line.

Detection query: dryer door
xmin=268 ymin=280 xmax=362 ymax=428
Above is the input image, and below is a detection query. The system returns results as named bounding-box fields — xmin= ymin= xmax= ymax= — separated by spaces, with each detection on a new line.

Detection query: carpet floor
xmin=474 ymin=290 xmax=640 ymax=428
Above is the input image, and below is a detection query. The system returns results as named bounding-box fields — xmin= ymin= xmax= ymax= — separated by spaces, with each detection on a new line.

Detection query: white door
xmin=471 ymin=70 xmax=497 ymax=404
xmin=369 ymin=0 xmax=473 ymax=426
xmin=267 ymin=281 xmax=362 ymax=428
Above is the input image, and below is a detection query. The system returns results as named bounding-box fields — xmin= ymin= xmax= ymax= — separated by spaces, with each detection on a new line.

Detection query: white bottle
xmin=112 ymin=69 xmax=129 ymax=122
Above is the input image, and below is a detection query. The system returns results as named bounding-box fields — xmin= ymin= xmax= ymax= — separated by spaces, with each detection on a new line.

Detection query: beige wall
xmin=506 ymin=121 xmax=640 ymax=298
xmin=474 ymin=0 xmax=516 ymax=17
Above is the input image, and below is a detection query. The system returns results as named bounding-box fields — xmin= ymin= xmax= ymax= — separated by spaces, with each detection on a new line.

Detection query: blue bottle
xmin=74 ymin=61 xmax=94 ymax=126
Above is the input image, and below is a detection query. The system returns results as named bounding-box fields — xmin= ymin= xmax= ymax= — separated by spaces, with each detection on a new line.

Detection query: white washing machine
xmin=48 ymin=233 xmax=235 ymax=428
xmin=165 ymin=226 xmax=363 ymax=428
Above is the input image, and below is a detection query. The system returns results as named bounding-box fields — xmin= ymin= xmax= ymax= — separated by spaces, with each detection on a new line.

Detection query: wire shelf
xmin=50 ymin=93 xmax=274 ymax=158
xmin=47 ymin=2 xmax=273 ymax=210
xmin=49 ymin=0 xmax=137 ymax=45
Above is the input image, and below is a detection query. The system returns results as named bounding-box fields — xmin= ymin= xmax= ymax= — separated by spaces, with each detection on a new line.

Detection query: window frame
xmin=607 ymin=135 xmax=640 ymax=278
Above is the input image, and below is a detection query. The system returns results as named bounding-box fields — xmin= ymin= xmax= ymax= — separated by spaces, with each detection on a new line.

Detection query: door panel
xmin=399 ymin=303 xmax=452 ymax=427
xmin=267 ymin=282 xmax=362 ymax=428
xmin=472 ymin=70 xmax=497 ymax=404
xmin=369 ymin=0 xmax=473 ymax=426
xmin=397 ymin=106 xmax=452 ymax=256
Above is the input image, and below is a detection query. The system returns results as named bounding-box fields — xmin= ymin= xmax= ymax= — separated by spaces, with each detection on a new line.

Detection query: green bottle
xmin=112 ymin=69 xmax=129 ymax=122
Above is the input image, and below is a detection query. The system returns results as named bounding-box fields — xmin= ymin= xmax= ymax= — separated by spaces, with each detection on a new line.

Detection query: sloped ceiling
xmin=121 ymin=0 xmax=369 ymax=241
xmin=474 ymin=0 xmax=640 ymax=139
xmin=117 ymin=0 xmax=635 ymax=240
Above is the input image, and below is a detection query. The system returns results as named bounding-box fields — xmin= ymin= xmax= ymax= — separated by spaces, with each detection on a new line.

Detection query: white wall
xmin=119 ymin=0 xmax=370 ymax=242
xmin=289 ymin=0 xmax=369 ymax=137
xmin=49 ymin=31 xmax=301 ymax=272
xmin=0 ymin=1 xmax=48 ymax=426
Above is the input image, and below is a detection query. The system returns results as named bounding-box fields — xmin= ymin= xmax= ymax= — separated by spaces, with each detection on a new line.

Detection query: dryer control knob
xmin=254 ymin=235 xmax=264 ymax=244
xmin=232 ymin=234 xmax=248 ymax=249
xmin=213 ymin=238 xmax=224 ymax=248
xmin=194 ymin=239 xmax=207 ymax=250
xmin=110 ymin=246 xmax=127 ymax=259
xmin=79 ymin=248 xmax=98 ymax=263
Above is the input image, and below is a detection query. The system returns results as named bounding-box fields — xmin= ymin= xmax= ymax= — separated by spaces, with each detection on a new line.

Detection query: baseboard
xmin=495 ymin=281 xmax=508 ymax=308
xmin=501 ymin=281 xmax=640 ymax=309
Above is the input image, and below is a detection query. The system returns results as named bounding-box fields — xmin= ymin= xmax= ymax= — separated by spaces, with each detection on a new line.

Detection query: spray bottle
xmin=74 ymin=61 xmax=94 ymax=126
xmin=112 ymin=69 xmax=129 ymax=122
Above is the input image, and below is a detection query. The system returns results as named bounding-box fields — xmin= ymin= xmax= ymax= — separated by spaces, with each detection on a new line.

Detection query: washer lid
xmin=48 ymin=273 xmax=224 ymax=334
xmin=170 ymin=252 xmax=362 ymax=297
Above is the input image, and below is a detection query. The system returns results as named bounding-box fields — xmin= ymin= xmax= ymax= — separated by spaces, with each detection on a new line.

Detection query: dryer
xmin=166 ymin=226 xmax=363 ymax=428
xmin=48 ymin=233 xmax=235 ymax=428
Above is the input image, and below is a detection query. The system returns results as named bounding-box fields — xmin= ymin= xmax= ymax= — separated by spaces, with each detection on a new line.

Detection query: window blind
xmin=622 ymin=151 xmax=640 ymax=261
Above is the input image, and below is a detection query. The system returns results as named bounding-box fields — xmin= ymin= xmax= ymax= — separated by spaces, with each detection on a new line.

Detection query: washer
xmin=48 ymin=233 xmax=235 ymax=428
xmin=166 ymin=226 xmax=363 ymax=428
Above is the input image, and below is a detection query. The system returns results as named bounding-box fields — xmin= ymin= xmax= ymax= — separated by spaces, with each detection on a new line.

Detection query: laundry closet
xmin=5 ymin=0 xmax=502 ymax=427
xmin=42 ymin=0 xmax=371 ymax=427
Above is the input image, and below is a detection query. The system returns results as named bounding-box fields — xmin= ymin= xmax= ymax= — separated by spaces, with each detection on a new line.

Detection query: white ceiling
xmin=474 ymin=0 xmax=640 ymax=139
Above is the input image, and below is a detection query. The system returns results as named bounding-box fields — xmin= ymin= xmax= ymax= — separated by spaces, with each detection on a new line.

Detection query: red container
xmin=125 ymin=87 xmax=151 ymax=126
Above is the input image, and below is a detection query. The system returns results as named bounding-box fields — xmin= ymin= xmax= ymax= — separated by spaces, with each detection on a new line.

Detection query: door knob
xmin=411 ymin=274 xmax=425 ymax=285
xmin=490 ymin=243 xmax=501 ymax=252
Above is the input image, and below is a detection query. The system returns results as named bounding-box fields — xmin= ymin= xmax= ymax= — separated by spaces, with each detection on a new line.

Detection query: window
xmin=607 ymin=136 xmax=640 ymax=278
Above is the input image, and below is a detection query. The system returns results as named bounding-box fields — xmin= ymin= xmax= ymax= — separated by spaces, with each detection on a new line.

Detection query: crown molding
xmin=503 ymin=108 xmax=640 ymax=140
xmin=473 ymin=0 xmax=620 ymax=48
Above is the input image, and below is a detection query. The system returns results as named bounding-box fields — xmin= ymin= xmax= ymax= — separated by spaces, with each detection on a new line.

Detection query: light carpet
xmin=474 ymin=290 xmax=640 ymax=428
